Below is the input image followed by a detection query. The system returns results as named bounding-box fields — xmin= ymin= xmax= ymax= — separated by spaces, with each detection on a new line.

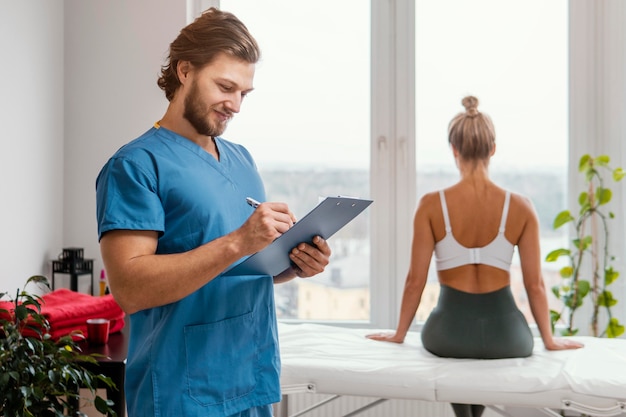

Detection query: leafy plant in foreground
xmin=0 ymin=275 xmax=116 ymax=416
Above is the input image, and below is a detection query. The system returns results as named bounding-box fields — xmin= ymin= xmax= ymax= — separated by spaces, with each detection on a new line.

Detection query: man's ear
xmin=177 ymin=61 xmax=192 ymax=84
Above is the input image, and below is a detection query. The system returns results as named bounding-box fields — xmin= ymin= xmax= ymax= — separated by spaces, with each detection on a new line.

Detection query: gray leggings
xmin=421 ymin=284 xmax=533 ymax=359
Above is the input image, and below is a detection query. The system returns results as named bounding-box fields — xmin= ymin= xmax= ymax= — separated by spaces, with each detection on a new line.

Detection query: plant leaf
xmin=559 ymin=266 xmax=573 ymax=278
xmin=545 ymin=248 xmax=570 ymax=262
xmin=594 ymin=154 xmax=610 ymax=167
xmin=15 ymin=304 xmax=30 ymax=321
xmin=598 ymin=290 xmax=617 ymax=307
xmin=577 ymin=280 xmax=591 ymax=298
xmin=551 ymin=286 xmax=561 ymax=299
xmin=578 ymin=154 xmax=592 ymax=171
xmin=95 ymin=395 xmax=118 ymax=416
xmin=605 ymin=267 xmax=619 ymax=285
xmin=613 ymin=167 xmax=625 ymax=181
xmin=549 ymin=310 xmax=561 ymax=321
xmin=596 ymin=187 xmax=612 ymax=205
xmin=552 ymin=210 xmax=574 ymax=229
xmin=606 ymin=318 xmax=625 ymax=338
xmin=563 ymin=293 xmax=583 ymax=309
xmin=574 ymin=236 xmax=592 ymax=252
xmin=549 ymin=310 xmax=561 ymax=333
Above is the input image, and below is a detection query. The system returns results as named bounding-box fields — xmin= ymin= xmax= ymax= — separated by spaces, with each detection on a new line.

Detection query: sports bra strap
xmin=498 ymin=191 xmax=511 ymax=233
xmin=440 ymin=190 xmax=510 ymax=234
xmin=439 ymin=190 xmax=452 ymax=233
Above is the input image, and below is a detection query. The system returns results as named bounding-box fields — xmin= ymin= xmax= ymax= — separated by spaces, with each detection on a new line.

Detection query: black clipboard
xmin=223 ymin=196 xmax=373 ymax=276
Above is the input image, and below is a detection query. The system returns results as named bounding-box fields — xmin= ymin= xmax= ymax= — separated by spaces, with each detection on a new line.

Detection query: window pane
xmin=415 ymin=0 xmax=568 ymax=324
xmin=220 ymin=0 xmax=371 ymax=320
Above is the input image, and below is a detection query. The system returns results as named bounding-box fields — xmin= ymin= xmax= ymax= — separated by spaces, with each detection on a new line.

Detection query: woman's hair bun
xmin=462 ymin=96 xmax=479 ymax=117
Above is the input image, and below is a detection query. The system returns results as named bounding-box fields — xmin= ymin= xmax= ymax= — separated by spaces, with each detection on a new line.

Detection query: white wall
xmin=0 ymin=1 xmax=64 ymax=294
xmin=63 ymin=0 xmax=185 ymax=292
xmin=0 ymin=0 xmax=184 ymax=295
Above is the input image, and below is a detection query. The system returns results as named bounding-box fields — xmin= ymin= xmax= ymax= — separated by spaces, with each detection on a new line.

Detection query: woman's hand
xmin=544 ymin=337 xmax=585 ymax=350
xmin=365 ymin=331 xmax=405 ymax=344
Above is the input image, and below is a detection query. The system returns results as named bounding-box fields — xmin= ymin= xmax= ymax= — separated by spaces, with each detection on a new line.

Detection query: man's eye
xmin=220 ymin=84 xmax=232 ymax=92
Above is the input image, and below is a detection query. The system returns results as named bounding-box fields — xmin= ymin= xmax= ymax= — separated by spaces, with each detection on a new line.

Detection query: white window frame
xmin=369 ymin=0 xmax=416 ymax=329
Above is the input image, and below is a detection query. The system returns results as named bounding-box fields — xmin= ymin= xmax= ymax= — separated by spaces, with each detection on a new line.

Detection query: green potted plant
xmin=0 ymin=275 xmax=117 ymax=416
xmin=545 ymin=154 xmax=625 ymax=338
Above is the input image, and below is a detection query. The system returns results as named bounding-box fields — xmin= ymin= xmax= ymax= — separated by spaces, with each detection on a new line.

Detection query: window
xmin=414 ymin=0 xmax=569 ymax=324
xmin=206 ymin=0 xmax=576 ymax=329
xmin=220 ymin=0 xmax=372 ymax=321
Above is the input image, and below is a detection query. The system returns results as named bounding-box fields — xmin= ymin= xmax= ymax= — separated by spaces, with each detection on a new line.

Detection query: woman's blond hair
xmin=447 ymin=96 xmax=496 ymax=161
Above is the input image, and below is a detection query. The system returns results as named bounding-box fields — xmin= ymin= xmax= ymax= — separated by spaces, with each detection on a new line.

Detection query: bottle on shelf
xmin=99 ymin=269 xmax=108 ymax=296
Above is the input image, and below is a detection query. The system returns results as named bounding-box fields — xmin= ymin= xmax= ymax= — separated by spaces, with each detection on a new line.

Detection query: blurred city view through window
xmin=222 ymin=0 xmax=568 ymax=325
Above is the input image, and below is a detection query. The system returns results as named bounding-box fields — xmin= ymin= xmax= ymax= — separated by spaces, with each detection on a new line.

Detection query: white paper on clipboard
xmin=222 ymin=196 xmax=373 ymax=276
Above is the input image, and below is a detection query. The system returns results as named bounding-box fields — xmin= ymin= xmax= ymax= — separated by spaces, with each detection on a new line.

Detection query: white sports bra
xmin=434 ymin=190 xmax=515 ymax=272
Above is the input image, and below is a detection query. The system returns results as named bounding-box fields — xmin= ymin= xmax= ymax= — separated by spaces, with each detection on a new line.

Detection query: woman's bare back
xmin=427 ymin=180 xmax=532 ymax=293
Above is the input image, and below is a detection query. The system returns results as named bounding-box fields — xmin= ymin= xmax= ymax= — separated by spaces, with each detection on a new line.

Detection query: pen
xmin=246 ymin=197 xmax=296 ymax=225
xmin=246 ymin=197 xmax=261 ymax=208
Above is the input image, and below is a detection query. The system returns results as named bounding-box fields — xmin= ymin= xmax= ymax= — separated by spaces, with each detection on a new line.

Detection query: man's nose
xmin=225 ymin=93 xmax=243 ymax=114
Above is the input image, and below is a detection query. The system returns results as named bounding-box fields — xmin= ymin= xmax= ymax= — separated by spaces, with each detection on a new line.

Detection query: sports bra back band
xmin=434 ymin=190 xmax=515 ymax=271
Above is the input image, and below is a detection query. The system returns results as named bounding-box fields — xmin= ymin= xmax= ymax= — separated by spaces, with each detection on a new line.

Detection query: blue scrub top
xmin=96 ymin=127 xmax=280 ymax=416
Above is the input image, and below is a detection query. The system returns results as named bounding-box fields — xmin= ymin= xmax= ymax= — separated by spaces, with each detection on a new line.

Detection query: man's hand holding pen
xmin=243 ymin=197 xmax=331 ymax=281
xmin=242 ymin=199 xmax=296 ymax=252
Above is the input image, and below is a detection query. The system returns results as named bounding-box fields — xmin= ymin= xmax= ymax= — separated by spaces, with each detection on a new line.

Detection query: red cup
xmin=86 ymin=318 xmax=110 ymax=345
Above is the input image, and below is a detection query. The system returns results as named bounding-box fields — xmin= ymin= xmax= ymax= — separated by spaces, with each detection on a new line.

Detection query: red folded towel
xmin=35 ymin=288 xmax=124 ymax=327
xmin=0 ymin=288 xmax=125 ymax=340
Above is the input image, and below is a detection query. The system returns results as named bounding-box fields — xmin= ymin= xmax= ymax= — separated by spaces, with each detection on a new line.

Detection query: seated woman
xmin=367 ymin=96 xmax=583 ymax=417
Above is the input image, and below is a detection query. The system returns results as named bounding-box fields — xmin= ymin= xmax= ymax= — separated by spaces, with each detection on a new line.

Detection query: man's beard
xmin=183 ymin=81 xmax=230 ymax=137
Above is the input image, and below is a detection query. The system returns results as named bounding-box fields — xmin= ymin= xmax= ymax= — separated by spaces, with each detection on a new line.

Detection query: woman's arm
xmin=517 ymin=197 xmax=584 ymax=350
xmin=367 ymin=195 xmax=436 ymax=343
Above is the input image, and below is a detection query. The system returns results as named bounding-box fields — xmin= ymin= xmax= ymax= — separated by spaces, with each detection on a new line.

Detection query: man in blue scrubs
xmin=95 ymin=8 xmax=331 ymax=417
